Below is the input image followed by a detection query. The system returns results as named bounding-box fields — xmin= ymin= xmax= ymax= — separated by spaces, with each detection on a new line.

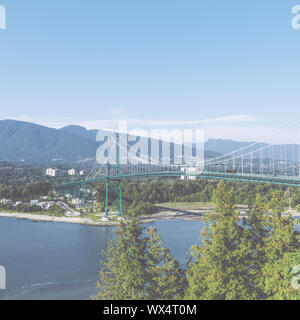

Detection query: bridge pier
xmin=103 ymin=135 xmax=123 ymax=221
xmin=103 ymin=176 xmax=109 ymax=221
xmin=103 ymin=180 xmax=123 ymax=221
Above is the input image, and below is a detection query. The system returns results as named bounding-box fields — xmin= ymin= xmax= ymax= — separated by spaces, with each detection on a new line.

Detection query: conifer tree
xmin=260 ymin=192 xmax=297 ymax=297
xmin=245 ymin=194 xmax=269 ymax=297
xmin=93 ymin=215 xmax=147 ymax=300
xmin=185 ymin=181 xmax=256 ymax=300
xmin=212 ymin=180 xmax=235 ymax=217
xmin=262 ymin=249 xmax=300 ymax=299
xmin=145 ymin=227 xmax=186 ymax=299
xmin=93 ymin=216 xmax=185 ymax=300
xmin=264 ymin=191 xmax=295 ymax=261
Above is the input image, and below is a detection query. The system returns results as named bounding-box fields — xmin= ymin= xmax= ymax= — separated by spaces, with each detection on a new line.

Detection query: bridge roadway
xmin=54 ymin=171 xmax=300 ymax=192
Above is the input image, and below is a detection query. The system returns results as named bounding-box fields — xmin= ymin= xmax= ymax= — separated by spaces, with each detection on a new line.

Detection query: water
xmin=0 ymin=218 xmax=206 ymax=300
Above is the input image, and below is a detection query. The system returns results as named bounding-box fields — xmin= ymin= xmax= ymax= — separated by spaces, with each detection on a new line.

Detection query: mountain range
xmin=0 ymin=120 xmax=98 ymax=162
xmin=0 ymin=119 xmax=297 ymax=163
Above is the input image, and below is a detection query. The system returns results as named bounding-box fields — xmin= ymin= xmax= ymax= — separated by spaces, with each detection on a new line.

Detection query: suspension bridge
xmin=54 ymin=121 xmax=300 ymax=220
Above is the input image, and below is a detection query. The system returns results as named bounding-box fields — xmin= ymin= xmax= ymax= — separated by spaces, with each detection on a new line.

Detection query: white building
xmin=180 ymin=167 xmax=198 ymax=181
xmin=46 ymin=168 xmax=62 ymax=177
xmin=65 ymin=211 xmax=81 ymax=217
xmin=0 ymin=199 xmax=12 ymax=205
xmin=71 ymin=198 xmax=82 ymax=206
xmin=68 ymin=168 xmax=77 ymax=176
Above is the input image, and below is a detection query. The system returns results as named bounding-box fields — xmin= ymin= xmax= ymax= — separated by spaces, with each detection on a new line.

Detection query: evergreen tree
xmin=264 ymin=191 xmax=295 ymax=261
xmin=212 ymin=180 xmax=235 ymax=217
xmin=260 ymin=192 xmax=297 ymax=297
xmin=145 ymin=227 xmax=186 ymax=299
xmin=262 ymin=249 xmax=300 ymax=299
xmin=93 ymin=215 xmax=148 ymax=300
xmin=185 ymin=181 xmax=256 ymax=300
xmin=93 ymin=217 xmax=185 ymax=300
xmin=246 ymin=194 xmax=268 ymax=298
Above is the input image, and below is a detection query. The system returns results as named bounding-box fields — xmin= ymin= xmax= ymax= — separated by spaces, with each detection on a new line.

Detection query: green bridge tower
xmin=103 ymin=133 xmax=123 ymax=221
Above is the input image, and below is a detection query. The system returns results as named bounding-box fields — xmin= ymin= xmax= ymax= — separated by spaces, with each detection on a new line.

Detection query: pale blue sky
xmin=0 ymin=0 xmax=300 ymax=140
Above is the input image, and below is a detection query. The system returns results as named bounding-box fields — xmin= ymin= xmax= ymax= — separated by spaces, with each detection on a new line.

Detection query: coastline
xmin=0 ymin=210 xmax=206 ymax=226
xmin=1 ymin=208 xmax=299 ymax=227
xmin=0 ymin=212 xmax=118 ymax=226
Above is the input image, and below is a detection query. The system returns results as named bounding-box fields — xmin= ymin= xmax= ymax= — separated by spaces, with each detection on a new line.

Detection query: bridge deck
xmin=53 ymin=171 xmax=300 ymax=191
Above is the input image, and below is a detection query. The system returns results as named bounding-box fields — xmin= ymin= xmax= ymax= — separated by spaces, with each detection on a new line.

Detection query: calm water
xmin=0 ymin=218 xmax=206 ymax=300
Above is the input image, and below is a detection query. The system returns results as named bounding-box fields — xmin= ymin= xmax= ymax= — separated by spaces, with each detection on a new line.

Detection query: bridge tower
xmin=103 ymin=133 xmax=123 ymax=221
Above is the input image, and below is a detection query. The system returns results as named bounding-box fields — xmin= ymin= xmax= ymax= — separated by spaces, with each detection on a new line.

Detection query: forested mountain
xmin=0 ymin=120 xmax=221 ymax=162
xmin=1 ymin=119 xmax=296 ymax=163
xmin=205 ymin=138 xmax=300 ymax=162
xmin=205 ymin=138 xmax=254 ymax=155
xmin=0 ymin=120 xmax=99 ymax=162
xmin=60 ymin=125 xmax=98 ymax=141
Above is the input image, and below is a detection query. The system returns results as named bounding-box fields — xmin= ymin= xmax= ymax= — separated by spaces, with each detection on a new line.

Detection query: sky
xmin=0 ymin=0 xmax=300 ymax=141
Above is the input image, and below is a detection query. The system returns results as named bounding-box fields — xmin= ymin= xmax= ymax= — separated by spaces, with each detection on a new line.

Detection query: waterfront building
xmin=46 ymin=168 xmax=62 ymax=177
xmin=68 ymin=169 xmax=77 ymax=176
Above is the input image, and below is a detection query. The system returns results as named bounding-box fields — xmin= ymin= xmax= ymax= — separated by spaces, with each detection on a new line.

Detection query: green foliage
xmin=47 ymin=205 xmax=65 ymax=216
xmin=245 ymin=194 xmax=268 ymax=297
xmin=263 ymin=192 xmax=295 ymax=262
xmin=96 ymin=179 xmax=300 ymax=216
xmin=15 ymin=203 xmax=41 ymax=213
xmin=124 ymin=201 xmax=158 ymax=216
xmin=93 ymin=215 xmax=184 ymax=300
xmin=212 ymin=181 xmax=235 ymax=216
xmin=185 ymin=182 xmax=256 ymax=300
xmin=145 ymin=227 xmax=186 ymax=299
xmin=0 ymin=163 xmax=45 ymax=186
xmin=93 ymin=215 xmax=147 ymax=300
xmin=262 ymin=250 xmax=300 ymax=300
xmin=94 ymin=180 xmax=300 ymax=300
xmin=0 ymin=203 xmax=14 ymax=211
xmin=186 ymin=182 xmax=300 ymax=300
xmin=0 ymin=181 xmax=51 ymax=201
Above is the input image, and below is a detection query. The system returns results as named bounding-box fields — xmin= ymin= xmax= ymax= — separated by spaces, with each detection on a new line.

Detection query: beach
xmin=0 ymin=209 xmax=206 ymax=226
xmin=0 ymin=207 xmax=299 ymax=226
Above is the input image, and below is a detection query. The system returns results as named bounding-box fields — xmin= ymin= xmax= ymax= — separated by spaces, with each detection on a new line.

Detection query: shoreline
xmin=0 ymin=210 xmax=207 ymax=226
xmin=0 ymin=212 xmax=118 ymax=226
xmin=1 ymin=208 xmax=299 ymax=227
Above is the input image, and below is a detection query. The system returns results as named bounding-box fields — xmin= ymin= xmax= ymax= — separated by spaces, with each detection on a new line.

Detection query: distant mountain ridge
xmin=1 ymin=119 xmax=295 ymax=163
xmin=59 ymin=125 xmax=253 ymax=160
xmin=0 ymin=120 xmax=99 ymax=162
xmin=59 ymin=125 xmax=256 ymax=154
xmin=59 ymin=124 xmax=221 ymax=160
xmin=205 ymin=138 xmax=254 ymax=155
xmin=60 ymin=125 xmax=98 ymax=141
